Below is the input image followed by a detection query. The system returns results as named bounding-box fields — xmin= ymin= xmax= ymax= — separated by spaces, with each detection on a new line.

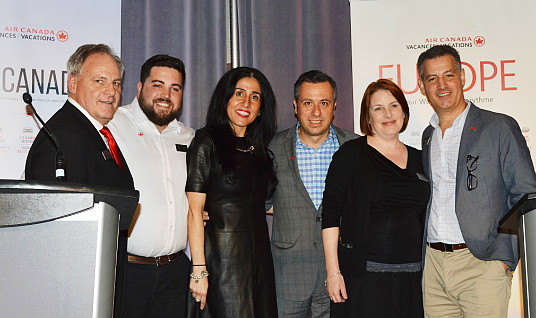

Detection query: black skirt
xmin=330 ymin=270 xmax=423 ymax=318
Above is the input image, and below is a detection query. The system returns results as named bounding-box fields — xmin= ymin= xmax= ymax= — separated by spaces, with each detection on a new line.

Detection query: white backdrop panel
xmin=349 ymin=0 xmax=535 ymax=160
xmin=350 ymin=1 xmax=536 ymax=317
xmin=0 ymin=0 xmax=121 ymax=179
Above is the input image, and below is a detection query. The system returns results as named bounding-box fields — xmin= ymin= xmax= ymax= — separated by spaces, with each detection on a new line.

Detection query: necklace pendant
xmin=236 ymin=145 xmax=254 ymax=153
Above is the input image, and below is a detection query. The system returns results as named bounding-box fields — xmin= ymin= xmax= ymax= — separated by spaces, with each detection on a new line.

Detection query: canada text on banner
xmin=0 ymin=0 xmax=121 ymax=179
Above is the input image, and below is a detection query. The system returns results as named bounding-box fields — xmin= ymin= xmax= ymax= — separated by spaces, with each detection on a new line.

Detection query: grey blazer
xmin=269 ymin=124 xmax=358 ymax=301
xmin=422 ymin=103 xmax=536 ymax=269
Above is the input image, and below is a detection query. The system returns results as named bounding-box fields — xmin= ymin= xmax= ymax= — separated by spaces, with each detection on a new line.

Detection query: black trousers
xmin=123 ymin=252 xmax=190 ymax=318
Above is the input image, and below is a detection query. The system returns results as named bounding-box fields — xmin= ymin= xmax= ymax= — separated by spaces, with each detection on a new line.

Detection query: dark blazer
xmin=25 ymin=100 xmax=135 ymax=318
xmin=25 ymin=101 xmax=134 ymax=188
xmin=421 ymin=103 xmax=536 ymax=269
xmin=269 ymin=124 xmax=358 ymax=302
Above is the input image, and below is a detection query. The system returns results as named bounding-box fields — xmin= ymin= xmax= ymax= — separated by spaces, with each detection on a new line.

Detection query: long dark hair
xmin=205 ymin=67 xmax=277 ymax=184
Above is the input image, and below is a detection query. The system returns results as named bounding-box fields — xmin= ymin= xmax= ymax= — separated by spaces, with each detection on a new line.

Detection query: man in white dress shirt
xmin=109 ymin=54 xmax=195 ymax=318
xmin=418 ymin=45 xmax=536 ymax=317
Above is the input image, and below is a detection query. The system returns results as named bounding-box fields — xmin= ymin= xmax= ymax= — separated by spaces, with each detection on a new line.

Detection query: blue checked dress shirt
xmin=295 ymin=125 xmax=340 ymax=210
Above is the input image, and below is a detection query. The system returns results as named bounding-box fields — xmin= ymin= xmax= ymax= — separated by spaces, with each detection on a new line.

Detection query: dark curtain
xmin=121 ymin=0 xmax=354 ymax=132
xmin=121 ymin=0 xmax=227 ymax=129
xmin=237 ymin=0 xmax=354 ymax=131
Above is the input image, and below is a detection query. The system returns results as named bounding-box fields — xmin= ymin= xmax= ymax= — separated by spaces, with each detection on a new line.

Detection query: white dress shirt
xmin=68 ymin=97 xmax=107 ymax=145
xmin=109 ymin=98 xmax=194 ymax=257
xmin=427 ymin=102 xmax=471 ymax=244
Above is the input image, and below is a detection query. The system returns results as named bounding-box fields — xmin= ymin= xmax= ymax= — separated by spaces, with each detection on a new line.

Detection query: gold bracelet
xmin=324 ymin=270 xmax=341 ymax=287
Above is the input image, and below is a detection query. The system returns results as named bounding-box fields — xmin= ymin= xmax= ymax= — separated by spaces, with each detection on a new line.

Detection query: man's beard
xmin=138 ymin=93 xmax=180 ymax=127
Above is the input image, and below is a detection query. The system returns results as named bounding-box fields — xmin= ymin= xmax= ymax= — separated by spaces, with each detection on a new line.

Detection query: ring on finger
xmin=195 ymin=297 xmax=201 ymax=302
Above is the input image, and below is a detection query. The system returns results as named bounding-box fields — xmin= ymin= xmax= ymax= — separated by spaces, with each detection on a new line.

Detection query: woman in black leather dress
xmin=186 ymin=67 xmax=278 ymax=317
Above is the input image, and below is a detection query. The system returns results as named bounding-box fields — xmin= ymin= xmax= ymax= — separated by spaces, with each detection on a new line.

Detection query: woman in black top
xmin=186 ymin=67 xmax=278 ymax=317
xmin=322 ymin=79 xmax=430 ymax=318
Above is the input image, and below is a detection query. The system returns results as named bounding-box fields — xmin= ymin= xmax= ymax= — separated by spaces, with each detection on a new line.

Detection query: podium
xmin=0 ymin=180 xmax=139 ymax=318
xmin=500 ymin=192 xmax=536 ymax=317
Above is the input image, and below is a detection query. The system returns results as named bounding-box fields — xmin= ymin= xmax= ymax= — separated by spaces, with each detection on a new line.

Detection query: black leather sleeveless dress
xmin=186 ymin=128 xmax=277 ymax=318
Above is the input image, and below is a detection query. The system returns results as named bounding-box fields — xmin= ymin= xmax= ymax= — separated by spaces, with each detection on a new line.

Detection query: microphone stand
xmin=23 ymin=92 xmax=65 ymax=182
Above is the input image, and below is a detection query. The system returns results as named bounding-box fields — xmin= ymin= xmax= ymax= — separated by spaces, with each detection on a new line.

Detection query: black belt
xmin=428 ymin=242 xmax=468 ymax=252
xmin=127 ymin=251 xmax=184 ymax=266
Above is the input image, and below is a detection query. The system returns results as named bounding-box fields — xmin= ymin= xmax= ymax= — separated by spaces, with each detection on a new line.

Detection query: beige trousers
xmin=423 ymin=246 xmax=513 ymax=318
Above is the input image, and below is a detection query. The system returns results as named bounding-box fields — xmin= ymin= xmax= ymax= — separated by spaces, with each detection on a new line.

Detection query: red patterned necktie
xmin=99 ymin=126 xmax=123 ymax=169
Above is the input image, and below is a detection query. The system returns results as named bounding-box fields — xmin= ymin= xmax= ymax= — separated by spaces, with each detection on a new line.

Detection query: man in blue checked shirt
xmin=268 ymin=70 xmax=359 ymax=318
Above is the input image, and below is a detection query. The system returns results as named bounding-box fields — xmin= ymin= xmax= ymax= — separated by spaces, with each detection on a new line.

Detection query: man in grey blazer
xmin=269 ymin=70 xmax=358 ymax=317
xmin=418 ymin=45 xmax=536 ymax=317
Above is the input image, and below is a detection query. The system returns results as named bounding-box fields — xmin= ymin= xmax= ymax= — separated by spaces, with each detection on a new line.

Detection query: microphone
xmin=23 ymin=92 xmax=66 ymax=182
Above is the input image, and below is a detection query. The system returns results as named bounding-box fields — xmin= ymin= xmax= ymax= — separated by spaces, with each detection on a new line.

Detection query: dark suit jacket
xmin=422 ymin=103 xmax=536 ymax=269
xmin=25 ymin=101 xmax=134 ymax=188
xmin=25 ymin=100 xmax=135 ymax=318
xmin=269 ymin=124 xmax=358 ymax=301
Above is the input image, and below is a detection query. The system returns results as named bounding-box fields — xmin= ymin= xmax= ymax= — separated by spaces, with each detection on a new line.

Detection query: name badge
xmin=176 ymin=144 xmax=188 ymax=152
xmin=416 ymin=172 xmax=429 ymax=182
xmin=102 ymin=149 xmax=112 ymax=160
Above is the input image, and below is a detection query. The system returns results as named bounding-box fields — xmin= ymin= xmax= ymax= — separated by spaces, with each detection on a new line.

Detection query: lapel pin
xmin=290 ymin=156 xmax=294 ymax=161
xmin=470 ymin=126 xmax=477 ymax=131
xmin=138 ymin=132 xmax=144 ymax=136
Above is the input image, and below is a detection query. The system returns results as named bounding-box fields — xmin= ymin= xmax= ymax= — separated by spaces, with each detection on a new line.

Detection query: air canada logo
xmin=474 ymin=36 xmax=485 ymax=47
xmin=1 ymin=26 xmax=70 ymax=43
xmin=406 ymin=35 xmax=484 ymax=50
xmin=56 ymin=30 xmax=69 ymax=42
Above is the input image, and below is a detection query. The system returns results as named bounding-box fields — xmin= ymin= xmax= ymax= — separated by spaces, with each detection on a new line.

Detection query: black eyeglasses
xmin=466 ymin=155 xmax=479 ymax=191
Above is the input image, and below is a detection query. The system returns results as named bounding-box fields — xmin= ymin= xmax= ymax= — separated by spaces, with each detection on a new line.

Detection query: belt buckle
xmin=155 ymin=256 xmax=165 ymax=267
xmin=442 ymin=243 xmax=453 ymax=252
xmin=156 ymin=255 xmax=172 ymax=266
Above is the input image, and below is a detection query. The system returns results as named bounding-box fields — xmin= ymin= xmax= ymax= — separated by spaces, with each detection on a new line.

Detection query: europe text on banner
xmin=0 ymin=0 xmax=121 ymax=179
xmin=349 ymin=1 xmax=536 ymax=317
xmin=349 ymin=0 xmax=535 ymax=164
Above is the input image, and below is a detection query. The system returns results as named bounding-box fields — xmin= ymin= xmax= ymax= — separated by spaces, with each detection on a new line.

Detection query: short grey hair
xmin=67 ymin=44 xmax=124 ymax=77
